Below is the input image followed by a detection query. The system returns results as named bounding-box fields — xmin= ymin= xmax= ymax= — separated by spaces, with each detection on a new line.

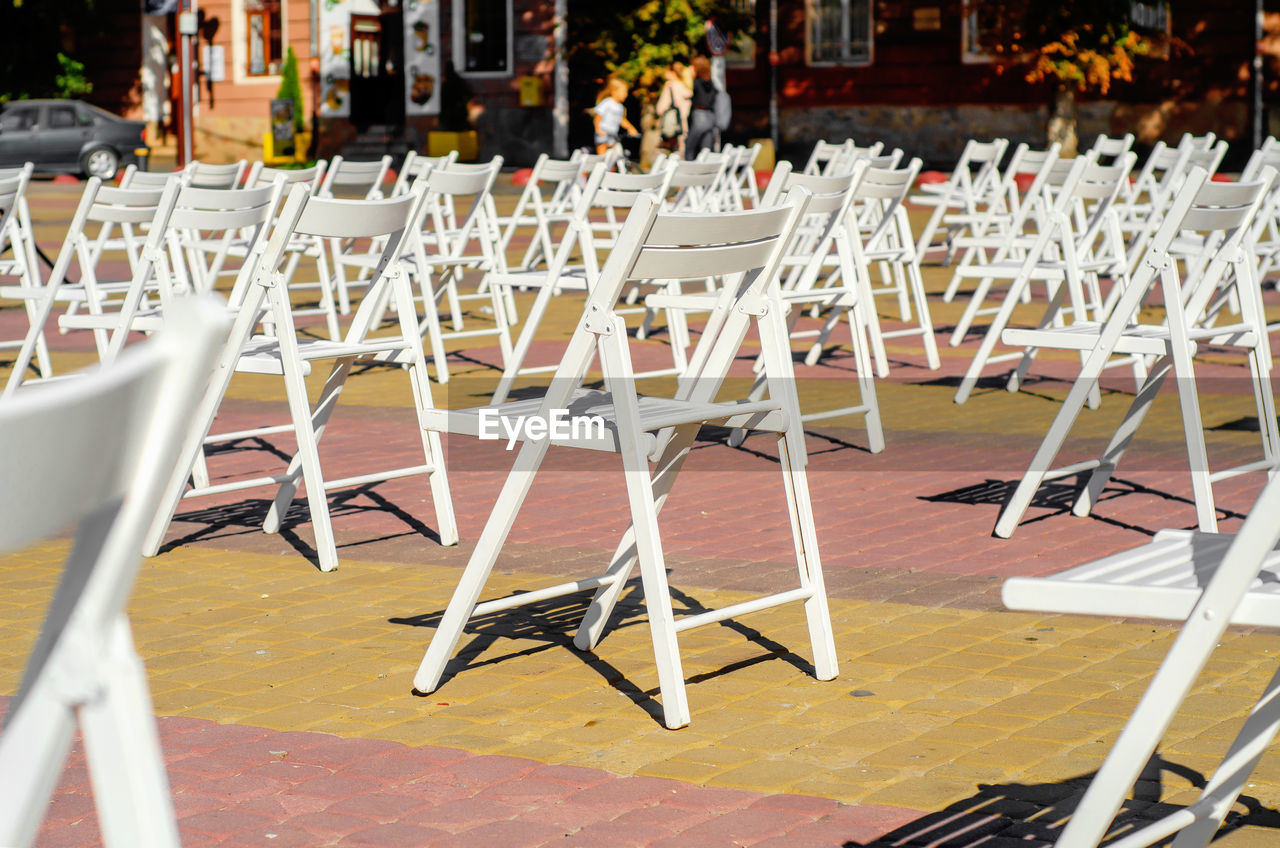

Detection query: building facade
xmin=726 ymin=0 xmax=1260 ymax=163
xmin=128 ymin=0 xmax=557 ymax=163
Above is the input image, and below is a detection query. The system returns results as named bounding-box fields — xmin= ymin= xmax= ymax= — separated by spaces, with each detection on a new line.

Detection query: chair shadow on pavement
xmin=389 ymin=581 xmax=813 ymax=727
xmin=844 ymin=753 xmax=1280 ymax=847
xmin=918 ymin=474 xmax=1244 ymax=537
xmin=163 ymin=484 xmax=444 ymax=571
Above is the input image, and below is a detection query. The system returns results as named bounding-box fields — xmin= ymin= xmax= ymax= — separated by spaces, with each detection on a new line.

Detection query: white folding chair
xmin=803 ymin=139 xmax=883 ymax=176
xmin=185 ymin=159 xmax=248 ymax=189
xmin=2 ymin=179 xmax=174 ymax=385
xmin=316 ymin=155 xmax=393 ymax=316
xmin=912 ymin=138 xmax=1009 ymax=265
xmin=1000 ymin=468 xmax=1280 ymax=848
xmin=0 ymin=165 xmax=51 ymax=379
xmin=941 ymin=143 xmax=1062 ymax=302
xmin=487 ymin=164 xmax=675 ymax=403
xmin=950 ymin=153 xmax=1136 ymax=405
xmin=993 ymin=166 xmax=1278 ymax=538
xmin=414 ymin=185 xmax=838 ymax=730
xmin=1087 ymin=132 xmax=1135 ymax=165
xmin=389 ymin=150 xmax=457 ymax=198
xmin=493 ymin=154 xmax=582 ymax=274
xmin=0 ymin=296 xmax=228 ymax=848
xmin=144 ymin=184 xmax=458 ymax=572
xmin=724 ymin=162 xmax=884 ymax=451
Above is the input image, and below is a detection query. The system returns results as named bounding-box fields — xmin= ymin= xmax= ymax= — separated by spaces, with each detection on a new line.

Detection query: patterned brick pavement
xmin=3 ymin=178 xmax=1280 ymax=846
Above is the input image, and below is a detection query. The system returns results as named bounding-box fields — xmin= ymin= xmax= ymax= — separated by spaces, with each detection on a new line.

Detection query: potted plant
xmin=264 ymin=46 xmax=310 ymax=164
xmin=427 ymin=65 xmax=478 ymax=161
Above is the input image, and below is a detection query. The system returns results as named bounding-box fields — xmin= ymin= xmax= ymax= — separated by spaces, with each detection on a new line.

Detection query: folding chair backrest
xmin=0 ymin=169 xmax=31 ymax=262
xmin=664 ymin=160 xmax=724 ymax=211
xmin=391 ymin=150 xmax=458 ymax=196
xmin=1181 ymin=131 xmax=1218 ymax=152
xmin=118 ymin=165 xmax=181 ymax=190
xmin=163 ymin=181 xmax=283 ymax=304
xmin=245 ymin=160 xmax=326 ymax=193
xmin=803 ymin=139 xmax=852 ymax=175
xmin=1088 ymin=133 xmax=1135 ymax=164
xmin=186 ymin=160 xmax=247 ymax=189
xmin=319 ymin=155 xmax=392 ymax=200
xmin=0 ymin=296 xmax=227 ymax=847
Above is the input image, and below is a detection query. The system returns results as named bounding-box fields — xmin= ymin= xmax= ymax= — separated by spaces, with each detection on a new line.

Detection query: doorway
xmin=349 ymin=6 xmax=405 ymax=130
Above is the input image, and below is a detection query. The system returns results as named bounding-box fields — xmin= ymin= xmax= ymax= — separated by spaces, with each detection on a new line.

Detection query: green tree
xmin=0 ymin=0 xmax=101 ymax=103
xmin=967 ymin=0 xmax=1170 ymax=154
xmin=570 ymin=0 xmax=750 ymax=162
xmin=276 ymin=46 xmax=306 ymax=133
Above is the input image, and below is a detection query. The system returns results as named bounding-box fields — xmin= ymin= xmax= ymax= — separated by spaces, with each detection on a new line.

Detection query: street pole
xmin=552 ymin=0 xmax=568 ymax=158
xmin=310 ymin=0 xmax=321 ymax=158
xmin=769 ymin=0 xmax=778 ymax=154
xmin=177 ymin=0 xmax=197 ymax=166
xmin=1256 ymin=0 xmax=1265 ymax=150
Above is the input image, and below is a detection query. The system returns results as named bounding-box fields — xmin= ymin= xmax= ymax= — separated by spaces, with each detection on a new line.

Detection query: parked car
xmin=0 ymin=100 xmax=150 ymax=179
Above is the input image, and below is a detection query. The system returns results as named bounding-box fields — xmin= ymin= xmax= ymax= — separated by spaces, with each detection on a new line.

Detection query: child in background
xmin=592 ymin=78 xmax=639 ymax=155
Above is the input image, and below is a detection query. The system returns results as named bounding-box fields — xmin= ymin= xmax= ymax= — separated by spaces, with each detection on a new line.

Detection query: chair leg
xmin=491 ymin=284 xmax=556 ymax=405
xmin=1166 ymin=662 xmax=1280 ymax=848
xmin=1168 ymin=343 xmax=1218 ymax=533
xmin=415 ymin=439 xmax=553 ymax=694
xmin=413 ymin=268 xmax=452 ymax=385
xmin=900 ymin=258 xmax=941 ymax=370
xmin=949 ymin=275 xmax=995 ymax=347
xmin=265 ymin=357 xmax=354 ymax=572
xmin=80 ymin=618 xmax=181 ymax=848
xmin=776 ymin=433 xmax=838 ymax=679
xmin=575 ymin=424 xmax=702 ymax=651
xmin=1072 ymin=356 xmax=1172 ymax=519
xmin=993 ymin=348 xmax=1110 ymax=538
xmin=848 ymin=311 xmax=885 ymax=454
xmin=954 ymin=276 xmax=1025 ymax=405
xmin=0 ymin=670 xmax=77 ymax=847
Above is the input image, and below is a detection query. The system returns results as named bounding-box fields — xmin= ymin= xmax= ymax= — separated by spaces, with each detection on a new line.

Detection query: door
xmin=0 ymin=105 xmax=40 ymax=168
xmin=348 ymin=8 xmax=405 ymax=130
xmin=41 ymin=104 xmax=94 ymax=170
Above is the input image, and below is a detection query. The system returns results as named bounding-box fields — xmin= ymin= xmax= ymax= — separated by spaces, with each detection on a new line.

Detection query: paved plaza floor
xmin=4 ymin=177 xmax=1280 ymax=846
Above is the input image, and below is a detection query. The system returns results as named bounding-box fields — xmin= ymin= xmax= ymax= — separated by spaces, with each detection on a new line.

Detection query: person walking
xmin=655 ymin=61 xmax=692 ymax=155
xmin=684 ymin=56 xmax=717 ymax=161
xmin=592 ymin=78 xmax=639 ymax=155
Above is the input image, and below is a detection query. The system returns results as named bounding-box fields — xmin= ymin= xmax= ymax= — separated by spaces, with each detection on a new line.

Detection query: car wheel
xmin=81 ymin=147 xmax=120 ymax=180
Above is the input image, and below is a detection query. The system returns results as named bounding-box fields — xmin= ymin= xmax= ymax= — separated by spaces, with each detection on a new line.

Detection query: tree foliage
xmin=968 ymin=0 xmax=1168 ymax=96
xmin=0 ymin=0 xmax=100 ymax=103
xmin=569 ymin=0 xmax=751 ymax=103
xmin=276 ymin=47 xmax=306 ymax=133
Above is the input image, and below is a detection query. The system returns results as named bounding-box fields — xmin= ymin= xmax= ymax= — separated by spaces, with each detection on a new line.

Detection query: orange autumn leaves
xmin=1027 ymin=28 xmax=1150 ymax=95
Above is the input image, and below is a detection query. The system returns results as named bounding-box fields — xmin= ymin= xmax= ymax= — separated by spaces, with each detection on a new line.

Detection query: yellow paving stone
xmin=713 ymin=757 xmax=829 ymax=793
xmin=636 ymin=758 xmax=730 ymax=784
xmin=862 ymin=739 xmax=973 ymax=771
xmin=788 ymin=764 xmax=902 ymax=802
xmin=899 ymin=697 xmax=988 ymax=717
xmin=861 ymin=776 xmax=986 ymax=811
xmin=953 ymin=738 xmax=1072 ymax=770
xmin=892 ymin=666 xmax=981 ymax=686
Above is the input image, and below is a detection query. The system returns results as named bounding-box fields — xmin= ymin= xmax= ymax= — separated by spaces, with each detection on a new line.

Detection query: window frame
xmin=231 ymin=0 xmax=287 ymax=85
xmin=245 ymin=1 xmax=283 ymax=77
xmin=960 ymin=5 xmax=994 ymax=64
xmin=805 ymin=0 xmax=873 ymax=68
xmin=452 ymin=0 xmax=514 ymax=79
xmin=725 ymin=0 xmax=759 ymax=68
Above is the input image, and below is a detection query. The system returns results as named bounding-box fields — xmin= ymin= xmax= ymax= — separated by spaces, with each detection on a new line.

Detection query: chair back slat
xmin=293 ymin=192 xmax=417 ymax=239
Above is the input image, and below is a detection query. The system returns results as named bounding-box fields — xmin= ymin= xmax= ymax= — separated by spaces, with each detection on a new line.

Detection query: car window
xmin=49 ymin=106 xmax=78 ymax=129
xmin=76 ymin=109 xmax=95 ymax=127
xmin=0 ymin=108 xmax=38 ymax=132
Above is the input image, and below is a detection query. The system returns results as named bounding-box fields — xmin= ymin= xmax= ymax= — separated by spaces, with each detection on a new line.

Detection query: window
xmin=454 ymin=0 xmax=512 ymax=76
xmin=48 ymin=106 xmax=81 ymax=129
xmin=961 ymin=5 xmax=992 ymax=63
xmin=807 ymin=0 xmax=872 ymax=66
xmin=0 ymin=107 xmax=38 ymax=133
xmin=246 ymin=0 xmax=283 ymax=76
